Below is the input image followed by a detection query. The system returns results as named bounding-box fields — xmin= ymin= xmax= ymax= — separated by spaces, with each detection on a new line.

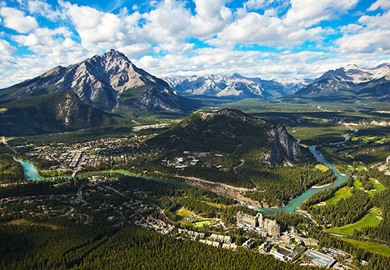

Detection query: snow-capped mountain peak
xmin=166 ymin=74 xmax=310 ymax=100
xmin=295 ymin=62 xmax=390 ymax=100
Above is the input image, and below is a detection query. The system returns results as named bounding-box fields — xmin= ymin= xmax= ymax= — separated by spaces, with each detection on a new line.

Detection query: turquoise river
xmin=255 ymin=145 xmax=349 ymax=214
xmin=14 ymin=145 xmax=348 ymax=214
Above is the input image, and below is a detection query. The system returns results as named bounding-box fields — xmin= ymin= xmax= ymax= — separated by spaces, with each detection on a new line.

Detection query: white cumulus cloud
xmin=368 ymin=0 xmax=390 ymax=11
xmin=0 ymin=7 xmax=39 ymax=33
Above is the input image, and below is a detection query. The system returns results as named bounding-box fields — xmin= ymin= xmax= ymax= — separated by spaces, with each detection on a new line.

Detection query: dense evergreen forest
xmin=300 ymin=167 xmax=390 ymax=270
xmin=0 ymin=144 xmax=24 ymax=183
xmin=352 ymin=170 xmax=390 ymax=243
xmin=304 ymin=168 xmax=390 ymax=239
xmin=0 ymin=224 xmax=312 ymax=270
xmin=309 ymin=189 xmax=372 ymax=227
xmin=127 ymin=153 xmax=336 ymax=207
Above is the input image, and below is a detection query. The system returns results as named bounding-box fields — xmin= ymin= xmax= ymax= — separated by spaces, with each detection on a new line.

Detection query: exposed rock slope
xmin=148 ymin=108 xmax=310 ymax=165
xmin=0 ymin=49 xmax=185 ymax=113
xmin=295 ymin=63 xmax=390 ymax=101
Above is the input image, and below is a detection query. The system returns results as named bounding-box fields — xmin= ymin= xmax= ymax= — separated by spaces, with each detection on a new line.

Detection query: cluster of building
xmin=161 ymin=151 xmax=208 ymax=170
xmin=61 ymin=150 xmax=88 ymax=168
xmin=269 ymin=244 xmax=306 ymax=262
xmin=259 ymin=240 xmax=338 ymax=268
xmin=135 ymin=216 xmax=175 ymax=235
xmin=177 ymin=229 xmax=205 ymax=239
xmin=132 ymin=123 xmax=171 ymax=132
xmin=0 ymin=179 xmax=156 ymax=228
xmin=199 ymin=233 xmax=237 ymax=250
xmin=0 ymin=195 xmax=71 ymax=220
xmin=19 ymin=136 xmax=158 ymax=173
xmin=236 ymin=211 xmax=280 ymax=237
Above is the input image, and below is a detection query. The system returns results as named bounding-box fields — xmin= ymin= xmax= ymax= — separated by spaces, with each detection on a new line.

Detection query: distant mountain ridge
xmin=294 ymin=63 xmax=390 ymax=101
xmin=0 ymin=49 xmax=186 ymax=113
xmin=165 ymin=74 xmax=312 ymax=100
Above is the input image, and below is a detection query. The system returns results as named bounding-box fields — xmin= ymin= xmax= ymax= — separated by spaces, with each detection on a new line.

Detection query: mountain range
xmin=165 ymin=74 xmax=311 ymax=100
xmin=294 ymin=63 xmax=390 ymax=101
xmin=0 ymin=49 xmax=388 ymax=135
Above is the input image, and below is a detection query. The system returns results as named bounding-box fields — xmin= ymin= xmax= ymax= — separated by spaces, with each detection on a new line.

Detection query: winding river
xmin=14 ymin=143 xmax=349 ymax=214
xmin=255 ymin=145 xmax=349 ymax=214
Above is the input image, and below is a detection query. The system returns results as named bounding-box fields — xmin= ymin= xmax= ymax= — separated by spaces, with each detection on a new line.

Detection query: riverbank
xmin=14 ymin=144 xmax=349 ymax=214
xmin=13 ymin=158 xmax=44 ymax=181
xmin=312 ymin=182 xmax=334 ymax=189
xmin=255 ymin=145 xmax=349 ymax=214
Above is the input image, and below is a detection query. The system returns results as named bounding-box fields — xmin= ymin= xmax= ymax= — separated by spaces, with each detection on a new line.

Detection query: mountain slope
xmin=0 ymin=49 xmax=188 ymax=113
xmin=0 ymin=91 xmax=116 ymax=136
xmin=148 ymin=108 xmax=310 ymax=165
xmin=294 ymin=63 xmax=390 ymax=101
xmin=165 ymin=74 xmax=310 ymax=100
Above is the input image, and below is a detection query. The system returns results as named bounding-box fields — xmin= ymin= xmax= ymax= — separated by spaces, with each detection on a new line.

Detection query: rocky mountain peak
xmin=231 ymin=73 xmax=245 ymax=78
xmin=343 ymin=64 xmax=359 ymax=70
xmin=0 ymin=49 xmax=186 ymax=113
xmin=294 ymin=62 xmax=390 ymax=101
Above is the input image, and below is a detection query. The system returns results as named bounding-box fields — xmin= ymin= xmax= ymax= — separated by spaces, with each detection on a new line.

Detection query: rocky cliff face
xmin=268 ymin=125 xmax=303 ymax=164
xmin=149 ymin=108 xmax=308 ymax=165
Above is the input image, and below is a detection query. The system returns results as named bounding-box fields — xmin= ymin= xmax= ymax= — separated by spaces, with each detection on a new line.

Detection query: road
xmin=233 ymin=159 xmax=245 ymax=175
xmin=295 ymin=208 xmax=319 ymax=226
xmin=2 ymin=136 xmax=17 ymax=154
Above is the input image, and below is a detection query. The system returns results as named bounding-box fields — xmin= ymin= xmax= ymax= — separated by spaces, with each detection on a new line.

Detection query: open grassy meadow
xmin=176 ymin=207 xmax=195 ymax=219
xmin=322 ymin=186 xmax=352 ymax=206
xmin=327 ymin=208 xmax=382 ymax=235
xmin=315 ymin=164 xmax=329 ymax=172
xmin=340 ymin=238 xmax=390 ymax=257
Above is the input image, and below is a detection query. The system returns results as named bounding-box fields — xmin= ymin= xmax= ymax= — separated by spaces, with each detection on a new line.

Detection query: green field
xmin=351 ymin=136 xmax=390 ymax=145
xmin=322 ymin=186 xmax=352 ymax=206
xmin=176 ymin=207 xmax=195 ymax=219
xmin=353 ymin=179 xmax=363 ymax=189
xmin=315 ymin=164 xmax=329 ymax=172
xmin=193 ymin=220 xmax=215 ymax=228
xmin=176 ymin=208 xmax=219 ymax=228
xmin=327 ymin=208 xmax=382 ymax=235
xmin=370 ymin=178 xmax=385 ymax=193
xmin=340 ymin=238 xmax=390 ymax=257
xmin=355 ymin=164 xmax=367 ymax=172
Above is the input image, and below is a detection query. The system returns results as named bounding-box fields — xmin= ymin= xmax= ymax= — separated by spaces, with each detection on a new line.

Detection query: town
xmin=14 ymin=135 xmax=160 ymax=176
xmin=0 ymin=172 xmax=352 ymax=269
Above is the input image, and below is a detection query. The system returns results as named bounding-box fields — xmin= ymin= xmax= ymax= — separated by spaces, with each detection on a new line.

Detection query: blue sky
xmin=0 ymin=0 xmax=389 ymax=87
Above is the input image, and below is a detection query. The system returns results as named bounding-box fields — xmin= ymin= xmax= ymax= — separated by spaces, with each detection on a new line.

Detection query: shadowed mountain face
xmin=0 ymin=49 xmax=186 ymax=113
xmin=148 ymin=108 xmax=311 ymax=165
xmin=294 ymin=63 xmax=390 ymax=101
xmin=0 ymin=91 xmax=115 ymax=136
